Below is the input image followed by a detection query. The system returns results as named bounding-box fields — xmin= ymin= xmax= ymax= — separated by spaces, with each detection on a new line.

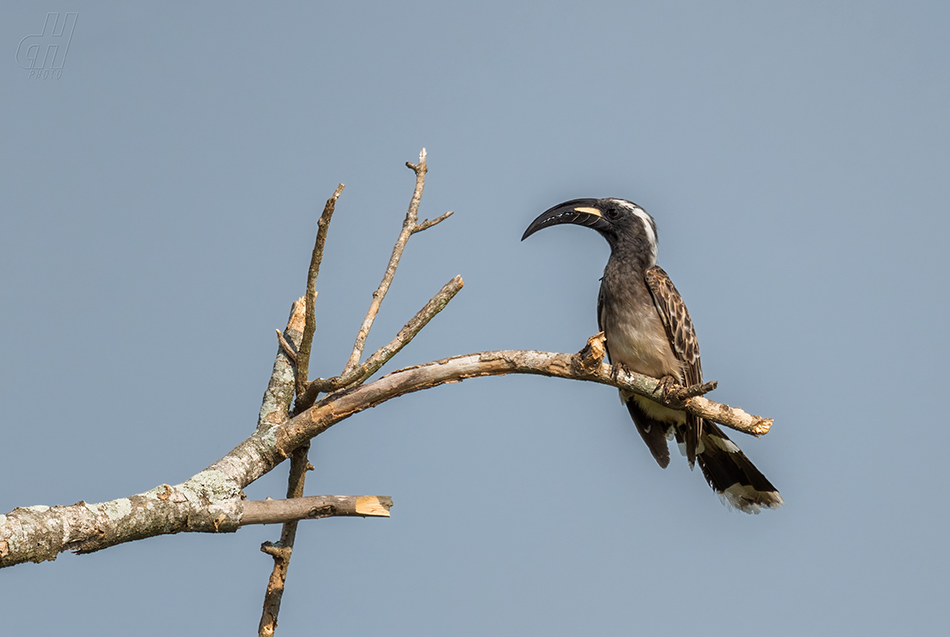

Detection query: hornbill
xmin=522 ymin=198 xmax=783 ymax=513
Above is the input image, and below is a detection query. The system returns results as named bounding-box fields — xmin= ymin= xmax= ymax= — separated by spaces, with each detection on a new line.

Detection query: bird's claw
xmin=654 ymin=375 xmax=679 ymax=400
xmin=655 ymin=378 xmax=718 ymax=407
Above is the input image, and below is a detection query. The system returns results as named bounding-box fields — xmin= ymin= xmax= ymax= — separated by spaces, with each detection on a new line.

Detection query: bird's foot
xmin=655 ymin=377 xmax=718 ymax=407
xmin=653 ymin=375 xmax=680 ymax=401
xmin=611 ymin=360 xmax=630 ymax=382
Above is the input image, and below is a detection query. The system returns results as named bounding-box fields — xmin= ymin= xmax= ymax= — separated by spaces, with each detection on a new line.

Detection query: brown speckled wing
xmin=644 ymin=266 xmax=701 ymax=381
xmin=644 ymin=265 xmax=703 ymax=464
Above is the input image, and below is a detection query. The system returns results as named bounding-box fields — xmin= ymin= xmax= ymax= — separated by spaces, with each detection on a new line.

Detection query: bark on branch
xmin=0 ymin=339 xmax=770 ymax=568
xmin=243 ymin=496 xmax=393 ymax=525
xmin=0 ymin=493 xmax=390 ymax=563
xmin=258 ymin=298 xmax=311 ymax=637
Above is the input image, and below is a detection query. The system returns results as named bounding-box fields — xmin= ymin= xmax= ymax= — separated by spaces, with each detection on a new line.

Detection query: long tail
xmin=696 ymin=421 xmax=784 ymax=514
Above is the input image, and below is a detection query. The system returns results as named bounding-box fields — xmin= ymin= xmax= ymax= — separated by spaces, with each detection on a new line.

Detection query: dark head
xmin=522 ymin=198 xmax=658 ymax=267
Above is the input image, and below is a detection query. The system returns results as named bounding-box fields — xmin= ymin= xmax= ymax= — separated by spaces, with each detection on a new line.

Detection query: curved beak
xmin=521 ymin=198 xmax=607 ymax=241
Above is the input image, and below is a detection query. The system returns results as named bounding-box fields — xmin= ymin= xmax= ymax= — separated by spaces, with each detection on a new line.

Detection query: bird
xmin=522 ymin=197 xmax=783 ymax=513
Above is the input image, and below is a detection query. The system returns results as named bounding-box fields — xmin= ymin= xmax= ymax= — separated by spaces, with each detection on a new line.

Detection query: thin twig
xmin=258 ymin=442 xmax=313 ymax=636
xmin=275 ymin=330 xmax=297 ymax=364
xmin=260 ymin=184 xmax=344 ymax=635
xmin=415 ymin=210 xmax=454 ymax=232
xmin=299 ymin=275 xmax=464 ymax=407
xmin=342 ymin=149 xmax=453 ymax=376
xmin=295 ymin=184 xmax=345 ymax=401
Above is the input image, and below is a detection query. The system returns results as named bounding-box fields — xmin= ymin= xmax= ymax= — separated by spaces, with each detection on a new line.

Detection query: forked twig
xmin=258 ymin=157 xmax=456 ymax=634
xmin=342 ymin=149 xmax=453 ymax=376
xmin=299 ymin=275 xmax=464 ymax=406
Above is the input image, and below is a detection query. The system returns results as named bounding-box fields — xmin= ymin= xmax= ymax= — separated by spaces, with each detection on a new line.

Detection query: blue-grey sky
xmin=2 ymin=2 xmax=948 ymax=635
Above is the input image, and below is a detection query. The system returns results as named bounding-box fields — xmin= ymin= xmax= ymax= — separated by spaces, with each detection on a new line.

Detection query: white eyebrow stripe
xmin=607 ymin=198 xmax=658 ymax=263
xmin=632 ymin=208 xmax=657 ymax=250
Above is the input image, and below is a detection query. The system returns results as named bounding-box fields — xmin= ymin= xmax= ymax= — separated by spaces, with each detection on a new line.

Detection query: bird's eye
xmin=606 ymin=208 xmax=620 ymax=220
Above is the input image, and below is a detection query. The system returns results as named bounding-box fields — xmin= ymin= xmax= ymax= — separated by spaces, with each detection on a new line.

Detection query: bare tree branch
xmin=275 ymin=340 xmax=773 ymax=457
xmin=300 ymin=274 xmax=464 ymax=404
xmin=0 ymin=491 xmax=390 ymax=566
xmin=259 ymin=299 xmax=306 ymax=429
xmin=257 ymin=488 xmax=393 ymax=635
xmin=260 ymin=163 xmax=454 ymax=633
xmin=244 ymin=495 xmax=392 ymax=525
xmin=342 ymin=149 xmax=453 ymax=375
xmin=261 ymin=180 xmax=347 ymax=634
xmin=295 ymin=183 xmax=345 ymax=401
xmin=257 ymin=442 xmax=313 ymax=637
xmin=0 ymin=336 xmax=771 ymax=569
xmin=257 ymin=298 xmax=309 ymax=636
